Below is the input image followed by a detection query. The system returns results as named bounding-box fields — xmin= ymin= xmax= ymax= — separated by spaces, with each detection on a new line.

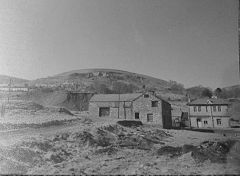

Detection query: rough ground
xmin=0 ymin=116 xmax=239 ymax=175
xmin=0 ymin=100 xmax=239 ymax=175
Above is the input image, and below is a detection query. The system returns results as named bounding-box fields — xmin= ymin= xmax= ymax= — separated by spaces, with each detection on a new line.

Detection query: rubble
xmin=157 ymin=140 xmax=237 ymax=163
xmin=0 ymin=121 xmax=239 ymax=175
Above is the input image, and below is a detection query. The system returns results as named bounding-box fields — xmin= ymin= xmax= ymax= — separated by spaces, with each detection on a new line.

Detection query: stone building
xmin=188 ymin=98 xmax=231 ymax=128
xmin=89 ymin=92 xmax=172 ymax=128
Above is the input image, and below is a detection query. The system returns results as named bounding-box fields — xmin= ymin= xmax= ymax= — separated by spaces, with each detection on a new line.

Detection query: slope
xmin=29 ymin=68 xmax=172 ymax=93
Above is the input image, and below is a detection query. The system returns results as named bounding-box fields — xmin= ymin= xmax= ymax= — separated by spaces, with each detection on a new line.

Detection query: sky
xmin=0 ymin=0 xmax=238 ymax=89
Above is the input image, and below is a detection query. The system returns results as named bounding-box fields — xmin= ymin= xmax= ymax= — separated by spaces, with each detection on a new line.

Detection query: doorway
xmin=197 ymin=118 xmax=202 ymax=128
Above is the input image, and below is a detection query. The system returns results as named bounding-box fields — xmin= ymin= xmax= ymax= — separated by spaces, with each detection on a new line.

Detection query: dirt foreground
xmin=0 ymin=116 xmax=239 ymax=175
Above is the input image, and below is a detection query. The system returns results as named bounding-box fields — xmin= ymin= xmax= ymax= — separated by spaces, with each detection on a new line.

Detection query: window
xmin=198 ymin=106 xmax=201 ymax=112
xmin=193 ymin=106 xmax=197 ymax=112
xmin=147 ymin=114 xmax=153 ymax=122
xmin=218 ymin=106 xmax=221 ymax=112
xmin=99 ymin=107 xmax=110 ymax=117
xmin=144 ymin=94 xmax=149 ymax=98
xmin=204 ymin=121 xmax=208 ymax=124
xmin=213 ymin=106 xmax=216 ymax=112
xmin=217 ymin=119 xmax=222 ymax=125
xmin=135 ymin=112 xmax=139 ymax=120
xmin=206 ymin=106 xmax=208 ymax=112
xmin=152 ymin=101 xmax=158 ymax=107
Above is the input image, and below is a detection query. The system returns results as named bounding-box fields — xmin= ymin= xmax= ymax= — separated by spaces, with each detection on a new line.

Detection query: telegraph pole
xmin=8 ymin=79 xmax=12 ymax=103
xmin=118 ymin=89 xmax=120 ymax=119
xmin=210 ymin=105 xmax=214 ymax=128
xmin=123 ymin=101 xmax=126 ymax=119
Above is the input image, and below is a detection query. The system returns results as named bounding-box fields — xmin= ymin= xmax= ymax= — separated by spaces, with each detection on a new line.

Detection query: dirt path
xmin=0 ymin=120 xmax=239 ymax=175
xmin=0 ymin=120 xmax=234 ymax=147
xmin=0 ymin=120 xmax=89 ymax=146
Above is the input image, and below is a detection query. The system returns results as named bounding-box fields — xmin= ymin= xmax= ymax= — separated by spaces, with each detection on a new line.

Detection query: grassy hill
xmin=29 ymin=68 xmax=175 ymax=93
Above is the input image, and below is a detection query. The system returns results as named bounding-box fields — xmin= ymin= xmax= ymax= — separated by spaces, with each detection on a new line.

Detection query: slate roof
xmin=90 ymin=93 xmax=143 ymax=102
xmin=188 ymin=98 xmax=230 ymax=105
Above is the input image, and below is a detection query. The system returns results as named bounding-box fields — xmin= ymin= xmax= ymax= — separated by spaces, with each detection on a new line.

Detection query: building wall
xmin=0 ymin=87 xmax=28 ymax=92
xmin=89 ymin=93 xmax=172 ymax=128
xmin=132 ymin=93 xmax=163 ymax=125
xmin=89 ymin=101 xmax=132 ymax=119
xmin=190 ymin=116 xmax=230 ymax=128
xmin=213 ymin=117 xmax=230 ymax=128
xmin=189 ymin=105 xmax=229 ymax=116
xmin=190 ymin=117 xmax=214 ymax=128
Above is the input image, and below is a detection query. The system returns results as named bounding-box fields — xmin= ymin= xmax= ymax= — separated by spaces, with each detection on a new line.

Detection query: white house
xmin=188 ymin=98 xmax=231 ymax=128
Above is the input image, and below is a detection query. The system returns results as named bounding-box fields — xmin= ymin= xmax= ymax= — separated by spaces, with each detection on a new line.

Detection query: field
xmin=0 ymin=96 xmax=239 ymax=175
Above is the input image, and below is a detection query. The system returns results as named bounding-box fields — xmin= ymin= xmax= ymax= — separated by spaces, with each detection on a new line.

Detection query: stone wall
xmin=66 ymin=92 xmax=94 ymax=111
xmin=89 ymin=101 xmax=132 ymax=119
xmin=89 ymin=93 xmax=172 ymax=128
xmin=132 ymin=93 xmax=163 ymax=125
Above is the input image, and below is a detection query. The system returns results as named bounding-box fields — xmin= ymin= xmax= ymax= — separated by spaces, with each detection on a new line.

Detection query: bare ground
xmin=0 ymin=115 xmax=239 ymax=175
xmin=0 ymin=100 xmax=239 ymax=175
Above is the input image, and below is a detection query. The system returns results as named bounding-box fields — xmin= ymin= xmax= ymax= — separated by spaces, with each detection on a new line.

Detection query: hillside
xmin=29 ymin=68 xmax=174 ymax=93
xmin=0 ymin=75 xmax=29 ymax=86
xmin=224 ymin=84 xmax=240 ymax=90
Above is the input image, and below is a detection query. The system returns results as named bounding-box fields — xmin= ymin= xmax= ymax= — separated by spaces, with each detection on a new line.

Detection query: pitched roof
xmin=90 ymin=93 xmax=143 ymax=102
xmin=188 ymin=98 xmax=230 ymax=105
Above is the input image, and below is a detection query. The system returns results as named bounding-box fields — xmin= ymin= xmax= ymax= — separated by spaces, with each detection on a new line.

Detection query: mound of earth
xmin=157 ymin=140 xmax=237 ymax=163
xmin=0 ymin=122 xmax=239 ymax=175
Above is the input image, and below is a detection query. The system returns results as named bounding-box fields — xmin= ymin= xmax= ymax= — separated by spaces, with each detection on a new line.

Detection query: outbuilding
xmin=89 ymin=92 xmax=172 ymax=129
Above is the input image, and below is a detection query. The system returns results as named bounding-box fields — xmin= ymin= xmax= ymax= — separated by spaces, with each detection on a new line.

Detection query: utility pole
xmin=118 ymin=89 xmax=120 ymax=119
xmin=8 ymin=79 xmax=12 ymax=104
xmin=210 ymin=105 xmax=214 ymax=128
xmin=207 ymin=100 xmax=214 ymax=128
xmin=123 ymin=101 xmax=126 ymax=119
xmin=187 ymin=94 xmax=191 ymax=128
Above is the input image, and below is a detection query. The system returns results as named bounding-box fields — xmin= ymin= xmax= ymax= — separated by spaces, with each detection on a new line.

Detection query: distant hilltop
xmin=1 ymin=68 xmax=238 ymax=98
xmin=28 ymin=68 xmax=173 ymax=93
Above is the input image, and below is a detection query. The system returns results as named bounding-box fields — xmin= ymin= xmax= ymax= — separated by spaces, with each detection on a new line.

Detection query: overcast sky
xmin=0 ymin=0 xmax=238 ymax=88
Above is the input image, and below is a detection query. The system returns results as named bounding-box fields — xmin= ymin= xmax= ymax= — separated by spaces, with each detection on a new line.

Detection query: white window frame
xmin=198 ymin=106 xmax=201 ymax=112
xmin=193 ymin=106 xmax=197 ymax=112
xmin=216 ymin=119 xmax=222 ymax=125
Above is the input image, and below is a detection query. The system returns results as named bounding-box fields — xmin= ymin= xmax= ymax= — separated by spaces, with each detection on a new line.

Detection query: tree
xmin=169 ymin=80 xmax=185 ymax=94
xmin=112 ymin=82 xmax=138 ymax=94
xmin=214 ymin=88 xmax=222 ymax=97
xmin=201 ymin=88 xmax=213 ymax=98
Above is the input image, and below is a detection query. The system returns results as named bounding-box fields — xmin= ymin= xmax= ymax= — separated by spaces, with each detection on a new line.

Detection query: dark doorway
xmin=135 ymin=112 xmax=139 ymax=119
xmin=99 ymin=107 xmax=110 ymax=117
xmin=197 ymin=118 xmax=202 ymax=128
